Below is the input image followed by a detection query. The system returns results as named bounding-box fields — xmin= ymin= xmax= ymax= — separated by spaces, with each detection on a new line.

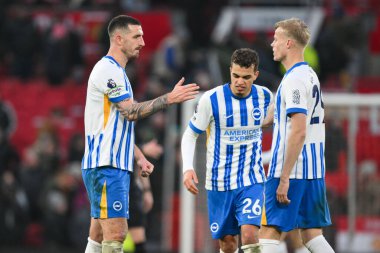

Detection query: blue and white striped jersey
xmin=268 ymin=62 xmax=326 ymax=179
xmin=189 ymin=83 xmax=273 ymax=191
xmin=82 ymin=56 xmax=135 ymax=172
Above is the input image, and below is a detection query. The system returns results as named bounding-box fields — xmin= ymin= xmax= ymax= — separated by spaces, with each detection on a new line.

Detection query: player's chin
xmin=129 ymin=51 xmax=140 ymax=59
xmin=235 ymin=91 xmax=245 ymax=97
xmin=130 ymin=53 xmax=140 ymax=60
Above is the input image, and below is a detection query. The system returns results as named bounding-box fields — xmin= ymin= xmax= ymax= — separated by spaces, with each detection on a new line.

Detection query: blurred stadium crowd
xmin=0 ymin=0 xmax=380 ymax=252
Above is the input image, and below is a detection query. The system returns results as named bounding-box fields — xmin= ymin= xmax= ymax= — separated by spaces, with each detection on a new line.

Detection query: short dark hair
xmin=108 ymin=15 xmax=141 ymax=38
xmin=230 ymin=48 xmax=259 ymax=71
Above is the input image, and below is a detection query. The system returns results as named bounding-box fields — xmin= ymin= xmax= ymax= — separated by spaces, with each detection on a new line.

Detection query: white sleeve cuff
xmin=181 ymin=126 xmax=199 ymax=174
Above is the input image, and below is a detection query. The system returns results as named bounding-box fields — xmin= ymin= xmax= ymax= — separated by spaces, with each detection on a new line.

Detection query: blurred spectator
xmin=2 ymin=6 xmax=41 ymax=80
xmin=32 ymin=127 xmax=61 ymax=176
xmin=20 ymin=148 xmax=45 ymax=222
xmin=18 ymin=124 xmax=63 ymax=248
xmin=67 ymin=132 xmax=85 ymax=163
xmin=98 ymin=15 xmax=111 ymax=56
xmin=0 ymin=127 xmax=20 ymax=179
xmin=0 ymin=127 xmax=27 ymax=246
xmin=0 ymin=169 xmax=29 ymax=246
xmin=41 ymin=169 xmax=77 ymax=247
xmin=0 ymin=99 xmax=17 ymax=137
xmin=43 ymin=16 xmax=84 ymax=85
xmin=315 ymin=12 xmax=366 ymax=89
xmin=252 ymin=32 xmax=282 ymax=91
xmin=151 ymin=31 xmax=187 ymax=85
xmin=65 ymin=132 xmax=89 ymax=249
xmin=143 ymin=76 xmax=168 ymax=101
xmin=0 ymin=1 xmax=12 ymax=71
xmin=0 ymin=97 xmax=20 ymax=177
xmin=135 ymin=113 xmax=166 ymax=244
xmin=125 ymin=139 xmax=163 ymax=253
xmin=212 ymin=20 xmax=252 ymax=84
xmin=66 ymin=161 xmax=90 ymax=250
xmin=191 ymin=68 xmax=212 ymax=91
xmin=325 ymin=111 xmax=347 ymax=172
xmin=178 ymin=0 xmax=228 ymax=48
xmin=120 ymin=0 xmax=150 ymax=11
xmin=357 ymin=160 xmax=380 ymax=215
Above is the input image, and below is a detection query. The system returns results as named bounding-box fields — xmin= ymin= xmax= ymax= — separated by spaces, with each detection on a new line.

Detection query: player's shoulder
xmin=288 ymin=64 xmax=319 ymax=87
xmin=196 ymin=85 xmax=224 ymax=108
xmin=289 ymin=63 xmax=314 ymax=78
xmin=283 ymin=69 xmax=306 ymax=87
xmin=253 ymin=84 xmax=272 ymax=95
xmin=90 ymin=57 xmax=123 ymax=81
xmin=201 ymin=85 xmax=224 ymax=98
xmin=94 ymin=57 xmax=121 ymax=72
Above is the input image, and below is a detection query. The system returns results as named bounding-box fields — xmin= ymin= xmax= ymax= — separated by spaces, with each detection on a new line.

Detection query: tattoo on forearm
xmin=116 ymin=94 xmax=169 ymax=120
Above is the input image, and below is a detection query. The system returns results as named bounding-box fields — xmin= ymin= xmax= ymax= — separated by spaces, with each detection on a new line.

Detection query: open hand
xmin=167 ymin=77 xmax=199 ymax=104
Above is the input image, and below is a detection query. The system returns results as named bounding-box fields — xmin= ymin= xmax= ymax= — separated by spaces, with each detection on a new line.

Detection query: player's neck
xmin=106 ymin=48 xmax=128 ymax=68
xmin=282 ymin=50 xmax=305 ymax=71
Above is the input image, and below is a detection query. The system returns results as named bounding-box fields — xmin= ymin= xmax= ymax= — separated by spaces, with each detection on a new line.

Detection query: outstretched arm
xmin=116 ymin=77 xmax=199 ymax=121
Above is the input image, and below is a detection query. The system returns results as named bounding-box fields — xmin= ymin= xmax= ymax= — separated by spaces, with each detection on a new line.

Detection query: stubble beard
xmin=122 ymin=48 xmax=140 ymax=62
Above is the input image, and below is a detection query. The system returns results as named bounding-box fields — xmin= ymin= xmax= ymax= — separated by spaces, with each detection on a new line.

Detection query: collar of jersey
xmin=104 ymin=55 xmax=122 ymax=68
xmin=284 ymin=61 xmax=308 ymax=77
xmin=225 ymin=83 xmax=252 ymax=100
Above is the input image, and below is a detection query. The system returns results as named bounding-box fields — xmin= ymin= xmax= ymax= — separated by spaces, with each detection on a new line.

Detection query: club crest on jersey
xmin=107 ymin=79 xmax=117 ymax=89
xmin=210 ymin=222 xmax=219 ymax=233
xmin=251 ymin=108 xmax=262 ymax=120
xmin=113 ymin=201 xmax=122 ymax=211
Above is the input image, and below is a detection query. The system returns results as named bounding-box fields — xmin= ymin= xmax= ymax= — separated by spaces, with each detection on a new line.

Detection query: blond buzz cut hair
xmin=275 ymin=18 xmax=310 ymax=47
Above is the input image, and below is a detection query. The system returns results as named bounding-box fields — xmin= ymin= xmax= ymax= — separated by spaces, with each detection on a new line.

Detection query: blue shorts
xmin=207 ymin=183 xmax=264 ymax=239
xmin=82 ymin=166 xmax=131 ymax=219
xmin=262 ymin=178 xmax=332 ymax=232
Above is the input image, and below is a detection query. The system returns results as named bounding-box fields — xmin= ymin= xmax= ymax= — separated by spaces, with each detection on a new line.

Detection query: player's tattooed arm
xmin=115 ymin=94 xmax=169 ymax=121
xmin=116 ymin=77 xmax=199 ymax=121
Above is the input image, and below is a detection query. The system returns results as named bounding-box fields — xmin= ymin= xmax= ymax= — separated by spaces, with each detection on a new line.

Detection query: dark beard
xmin=122 ymin=48 xmax=139 ymax=62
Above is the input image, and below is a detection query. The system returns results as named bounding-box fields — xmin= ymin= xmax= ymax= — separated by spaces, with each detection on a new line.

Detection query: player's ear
xmin=114 ymin=32 xmax=123 ymax=46
xmin=254 ymin=70 xmax=260 ymax=79
xmin=286 ymin=39 xmax=295 ymax=49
